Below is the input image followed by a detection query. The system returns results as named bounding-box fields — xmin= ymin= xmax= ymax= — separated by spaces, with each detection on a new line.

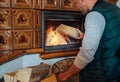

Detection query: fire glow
xmin=46 ymin=26 xmax=71 ymax=46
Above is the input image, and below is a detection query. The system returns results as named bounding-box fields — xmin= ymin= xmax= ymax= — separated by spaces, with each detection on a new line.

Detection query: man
xmin=58 ymin=0 xmax=120 ymax=82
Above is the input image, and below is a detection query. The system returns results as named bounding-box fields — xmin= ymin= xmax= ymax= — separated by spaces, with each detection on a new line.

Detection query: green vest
xmin=80 ymin=1 xmax=120 ymax=82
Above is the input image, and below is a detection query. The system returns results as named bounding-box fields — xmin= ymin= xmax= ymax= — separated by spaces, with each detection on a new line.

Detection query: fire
xmin=46 ymin=26 xmax=70 ymax=46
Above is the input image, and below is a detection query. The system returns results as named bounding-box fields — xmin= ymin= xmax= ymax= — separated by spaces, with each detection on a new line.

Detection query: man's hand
xmin=58 ymin=71 xmax=69 ymax=82
xmin=76 ymin=29 xmax=84 ymax=39
xmin=57 ymin=64 xmax=80 ymax=82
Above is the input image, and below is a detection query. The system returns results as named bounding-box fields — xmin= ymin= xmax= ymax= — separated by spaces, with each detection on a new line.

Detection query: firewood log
xmin=15 ymin=63 xmax=51 ymax=82
xmin=52 ymin=58 xmax=75 ymax=74
xmin=56 ymin=24 xmax=80 ymax=39
xmin=4 ymin=72 xmax=17 ymax=82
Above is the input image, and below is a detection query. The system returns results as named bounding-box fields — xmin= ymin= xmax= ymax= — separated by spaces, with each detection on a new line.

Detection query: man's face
xmin=75 ymin=0 xmax=89 ymax=14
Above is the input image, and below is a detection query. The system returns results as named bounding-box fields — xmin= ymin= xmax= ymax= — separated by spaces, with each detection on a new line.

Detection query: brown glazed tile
xmin=42 ymin=0 xmax=59 ymax=10
xmin=0 ymin=8 xmax=11 ymax=29
xmin=33 ymin=30 xmax=41 ymax=48
xmin=33 ymin=10 xmax=41 ymax=29
xmin=0 ymin=0 xmax=10 ymax=7
xmin=32 ymin=0 xmax=41 ymax=9
xmin=60 ymin=0 xmax=75 ymax=11
xmin=0 ymin=30 xmax=12 ymax=50
xmin=12 ymin=9 xmax=32 ymax=29
xmin=12 ymin=0 xmax=31 ymax=8
xmin=13 ymin=30 xmax=32 ymax=49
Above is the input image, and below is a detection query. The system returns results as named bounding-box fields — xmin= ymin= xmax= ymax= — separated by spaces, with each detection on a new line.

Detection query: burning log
xmin=45 ymin=24 xmax=82 ymax=46
xmin=46 ymin=26 xmax=71 ymax=46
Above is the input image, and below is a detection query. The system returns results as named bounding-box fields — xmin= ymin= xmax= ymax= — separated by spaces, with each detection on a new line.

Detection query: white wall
xmin=22 ymin=54 xmax=68 ymax=67
xmin=0 ymin=56 xmax=23 ymax=78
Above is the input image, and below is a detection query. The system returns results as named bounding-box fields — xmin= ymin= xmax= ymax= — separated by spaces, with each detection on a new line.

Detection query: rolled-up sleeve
xmin=74 ymin=11 xmax=105 ymax=69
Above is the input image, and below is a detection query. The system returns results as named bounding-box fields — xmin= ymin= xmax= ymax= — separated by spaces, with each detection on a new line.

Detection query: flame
xmin=46 ymin=26 xmax=70 ymax=46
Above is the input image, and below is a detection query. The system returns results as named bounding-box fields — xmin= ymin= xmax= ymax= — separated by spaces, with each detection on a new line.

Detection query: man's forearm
xmin=67 ymin=64 xmax=80 ymax=78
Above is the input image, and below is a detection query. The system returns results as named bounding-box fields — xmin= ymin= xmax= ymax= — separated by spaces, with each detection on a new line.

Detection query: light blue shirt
xmin=74 ymin=11 xmax=106 ymax=69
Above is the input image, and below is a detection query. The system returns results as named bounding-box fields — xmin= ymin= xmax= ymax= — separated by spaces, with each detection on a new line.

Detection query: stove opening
xmin=42 ymin=11 xmax=84 ymax=52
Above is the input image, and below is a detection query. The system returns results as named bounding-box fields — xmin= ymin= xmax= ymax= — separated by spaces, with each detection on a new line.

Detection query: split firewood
xmin=15 ymin=63 xmax=51 ymax=82
xmin=4 ymin=72 xmax=17 ymax=82
xmin=56 ymin=24 xmax=81 ymax=39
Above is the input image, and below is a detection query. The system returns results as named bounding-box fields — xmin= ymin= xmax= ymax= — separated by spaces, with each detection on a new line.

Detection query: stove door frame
xmin=41 ymin=10 xmax=84 ymax=59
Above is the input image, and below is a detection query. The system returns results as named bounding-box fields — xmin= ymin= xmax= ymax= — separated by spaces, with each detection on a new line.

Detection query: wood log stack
xmin=4 ymin=63 xmax=51 ymax=82
xmin=4 ymin=58 xmax=79 ymax=82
